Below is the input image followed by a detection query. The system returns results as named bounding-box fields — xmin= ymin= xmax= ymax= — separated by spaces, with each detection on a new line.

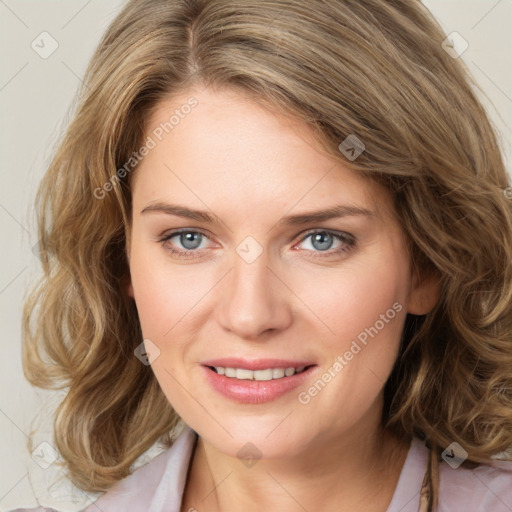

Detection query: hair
xmin=23 ymin=0 xmax=512 ymax=509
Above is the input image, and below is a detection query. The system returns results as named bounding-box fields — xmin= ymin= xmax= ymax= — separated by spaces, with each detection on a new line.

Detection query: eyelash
xmin=159 ymin=228 xmax=356 ymax=260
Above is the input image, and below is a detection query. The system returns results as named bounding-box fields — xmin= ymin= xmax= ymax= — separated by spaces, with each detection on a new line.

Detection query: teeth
xmin=236 ymin=368 xmax=254 ymax=380
xmin=213 ymin=366 xmax=307 ymax=381
xmin=272 ymin=368 xmax=285 ymax=379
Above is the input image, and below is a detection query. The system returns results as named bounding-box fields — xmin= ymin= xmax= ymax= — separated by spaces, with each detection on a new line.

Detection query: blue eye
xmin=160 ymin=230 xmax=209 ymax=259
xmin=174 ymin=231 xmax=203 ymax=250
xmin=159 ymin=229 xmax=356 ymax=259
xmin=296 ymin=230 xmax=356 ymax=257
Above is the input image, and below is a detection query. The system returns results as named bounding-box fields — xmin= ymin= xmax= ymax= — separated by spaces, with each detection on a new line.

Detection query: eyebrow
xmin=140 ymin=202 xmax=375 ymax=225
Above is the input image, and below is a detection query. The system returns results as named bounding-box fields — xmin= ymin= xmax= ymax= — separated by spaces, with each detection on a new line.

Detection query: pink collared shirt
xmin=10 ymin=427 xmax=512 ymax=511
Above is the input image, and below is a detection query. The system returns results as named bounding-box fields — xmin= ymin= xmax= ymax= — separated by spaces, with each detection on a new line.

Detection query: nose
xmin=216 ymin=249 xmax=293 ymax=340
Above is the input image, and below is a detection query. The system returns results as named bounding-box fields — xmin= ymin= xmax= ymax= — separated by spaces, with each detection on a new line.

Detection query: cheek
xmin=129 ymin=243 xmax=210 ymax=339
xmin=296 ymin=250 xmax=409 ymax=352
xmin=129 ymin=251 xmax=170 ymax=339
xmin=290 ymin=246 xmax=409 ymax=409
xmin=129 ymin=247 xmax=208 ymax=416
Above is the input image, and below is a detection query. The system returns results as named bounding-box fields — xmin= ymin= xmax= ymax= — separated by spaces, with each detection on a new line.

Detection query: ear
xmin=407 ymin=268 xmax=441 ymax=315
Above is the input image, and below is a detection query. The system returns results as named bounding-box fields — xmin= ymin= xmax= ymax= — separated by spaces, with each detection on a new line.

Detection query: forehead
xmin=132 ymin=87 xmax=393 ymax=221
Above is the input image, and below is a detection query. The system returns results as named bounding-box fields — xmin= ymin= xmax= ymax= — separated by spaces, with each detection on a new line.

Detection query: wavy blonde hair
xmin=23 ymin=0 xmax=512 ymax=509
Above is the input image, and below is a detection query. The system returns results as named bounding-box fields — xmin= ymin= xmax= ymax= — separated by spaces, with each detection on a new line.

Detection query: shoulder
xmin=438 ymin=456 xmax=512 ymax=511
xmin=387 ymin=438 xmax=512 ymax=512
xmin=81 ymin=425 xmax=197 ymax=511
xmin=4 ymin=427 xmax=197 ymax=512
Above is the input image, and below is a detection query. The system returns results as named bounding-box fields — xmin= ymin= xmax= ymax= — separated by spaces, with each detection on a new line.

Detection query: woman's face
xmin=127 ymin=87 xmax=433 ymax=460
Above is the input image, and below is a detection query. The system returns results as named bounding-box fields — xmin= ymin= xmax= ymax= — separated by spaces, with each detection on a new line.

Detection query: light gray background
xmin=1 ymin=0 xmax=511 ymax=509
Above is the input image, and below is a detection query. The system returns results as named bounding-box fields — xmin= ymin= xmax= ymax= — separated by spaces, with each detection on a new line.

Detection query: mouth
xmin=201 ymin=359 xmax=317 ymax=404
xmin=207 ymin=365 xmax=313 ymax=381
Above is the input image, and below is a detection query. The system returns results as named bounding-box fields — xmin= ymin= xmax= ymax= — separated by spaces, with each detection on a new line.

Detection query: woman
xmin=20 ymin=0 xmax=512 ymax=511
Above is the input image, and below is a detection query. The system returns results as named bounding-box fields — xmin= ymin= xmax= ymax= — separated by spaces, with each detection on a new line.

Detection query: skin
xmin=127 ymin=86 xmax=439 ymax=512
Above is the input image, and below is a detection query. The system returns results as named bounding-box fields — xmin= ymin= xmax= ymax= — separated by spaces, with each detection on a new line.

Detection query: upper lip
xmin=201 ymin=358 xmax=316 ymax=371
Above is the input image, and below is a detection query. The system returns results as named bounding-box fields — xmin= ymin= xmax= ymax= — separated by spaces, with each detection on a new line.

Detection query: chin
xmin=195 ymin=414 xmax=314 ymax=460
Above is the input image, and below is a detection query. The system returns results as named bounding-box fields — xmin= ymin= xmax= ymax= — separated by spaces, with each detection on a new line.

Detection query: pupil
xmin=313 ymin=232 xmax=332 ymax=251
xmin=182 ymin=232 xmax=201 ymax=249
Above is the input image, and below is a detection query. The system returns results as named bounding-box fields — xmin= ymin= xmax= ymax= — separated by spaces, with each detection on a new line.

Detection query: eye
xmin=294 ymin=230 xmax=356 ymax=257
xmin=160 ymin=229 xmax=212 ymax=259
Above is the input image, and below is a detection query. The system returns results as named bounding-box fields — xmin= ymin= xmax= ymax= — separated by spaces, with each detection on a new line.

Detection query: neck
xmin=181 ymin=411 xmax=409 ymax=512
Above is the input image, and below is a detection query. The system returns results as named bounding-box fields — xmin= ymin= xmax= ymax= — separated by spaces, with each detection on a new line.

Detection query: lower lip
xmin=203 ymin=366 xmax=316 ymax=404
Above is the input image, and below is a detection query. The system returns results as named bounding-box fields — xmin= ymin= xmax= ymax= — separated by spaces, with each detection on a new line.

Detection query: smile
xmin=202 ymin=359 xmax=317 ymax=404
xmin=210 ymin=366 xmax=308 ymax=380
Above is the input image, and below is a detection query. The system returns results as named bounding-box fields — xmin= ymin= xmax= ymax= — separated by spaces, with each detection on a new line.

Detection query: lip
xmin=201 ymin=359 xmax=317 ymax=404
xmin=201 ymin=358 xmax=315 ymax=371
